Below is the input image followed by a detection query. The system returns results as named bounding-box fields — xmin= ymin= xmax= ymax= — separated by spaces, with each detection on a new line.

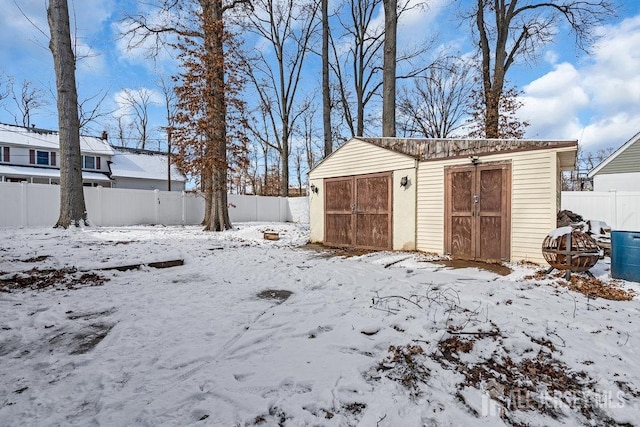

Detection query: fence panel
xmin=562 ymin=191 xmax=640 ymax=231
xmin=256 ymin=197 xmax=282 ymax=222
xmin=0 ymin=182 xmax=309 ymax=228
xmin=228 ymin=194 xmax=258 ymax=222
xmin=98 ymin=187 xmax=157 ymax=226
xmin=184 ymin=193 xmax=205 ymax=225
xmin=0 ymin=182 xmax=24 ymax=227
xmin=158 ymin=191 xmax=184 ymax=225
xmin=26 ymin=184 xmax=60 ymax=226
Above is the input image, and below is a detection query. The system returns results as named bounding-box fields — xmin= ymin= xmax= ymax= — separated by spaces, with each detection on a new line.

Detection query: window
xmin=36 ymin=151 xmax=50 ymax=165
xmin=0 ymin=146 xmax=8 ymax=162
xmin=83 ymin=155 xmax=96 ymax=169
xmin=29 ymin=150 xmax=55 ymax=166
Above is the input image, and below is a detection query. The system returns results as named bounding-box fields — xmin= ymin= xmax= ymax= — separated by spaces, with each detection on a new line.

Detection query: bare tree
xmin=469 ymin=0 xmax=615 ymax=138
xmin=120 ymin=88 xmax=157 ymax=150
xmin=158 ymin=76 xmax=176 ymax=190
xmin=78 ymin=89 xmax=111 ymax=132
xmin=329 ymin=0 xmax=429 ymax=138
xmin=382 ymin=0 xmax=397 ymax=137
xmin=0 ymin=72 xmax=10 ymax=104
xmin=321 ymin=0 xmax=332 ymax=157
xmin=246 ymin=103 xmax=277 ymax=195
xmin=330 ymin=0 xmax=383 ymax=137
xmin=9 ymin=80 xmax=49 ymax=128
xmin=48 ymin=0 xmax=87 ymax=227
xmin=109 ymin=114 xmax=133 ymax=147
xmin=296 ymin=100 xmax=320 ymax=173
xmin=398 ymin=58 xmax=474 ymax=138
xmin=243 ymin=0 xmax=320 ymax=196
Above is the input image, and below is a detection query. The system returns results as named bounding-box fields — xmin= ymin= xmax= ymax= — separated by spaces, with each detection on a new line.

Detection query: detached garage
xmin=309 ymin=137 xmax=577 ymax=264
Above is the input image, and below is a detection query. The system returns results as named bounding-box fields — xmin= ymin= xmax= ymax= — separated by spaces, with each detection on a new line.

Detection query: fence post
xmin=154 ymin=189 xmax=160 ymax=225
xmin=21 ymin=182 xmax=28 ymax=227
xmin=181 ymin=191 xmax=186 ymax=225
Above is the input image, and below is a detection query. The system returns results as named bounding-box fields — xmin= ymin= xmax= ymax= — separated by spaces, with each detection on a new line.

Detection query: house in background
xmin=0 ymin=123 xmax=114 ymax=186
xmin=309 ymin=137 xmax=577 ymax=264
xmin=588 ymin=131 xmax=640 ymax=192
xmin=0 ymin=123 xmax=185 ymax=191
xmin=110 ymin=146 xmax=186 ymax=191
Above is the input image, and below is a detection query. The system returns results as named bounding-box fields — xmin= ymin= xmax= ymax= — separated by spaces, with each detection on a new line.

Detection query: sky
xmin=1 ymin=0 xmax=639 ymax=158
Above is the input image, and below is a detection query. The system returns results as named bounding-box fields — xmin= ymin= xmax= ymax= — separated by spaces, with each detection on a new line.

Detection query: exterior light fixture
xmin=469 ymin=155 xmax=480 ymax=165
xmin=400 ymin=176 xmax=409 ymax=187
xmin=310 ymin=184 xmax=319 ymax=194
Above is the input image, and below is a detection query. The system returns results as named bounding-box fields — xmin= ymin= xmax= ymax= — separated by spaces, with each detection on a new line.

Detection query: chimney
xmin=101 ymin=131 xmax=108 ymax=140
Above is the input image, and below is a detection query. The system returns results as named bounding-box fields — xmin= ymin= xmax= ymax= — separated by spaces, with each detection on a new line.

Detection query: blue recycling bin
xmin=611 ymin=231 xmax=640 ymax=283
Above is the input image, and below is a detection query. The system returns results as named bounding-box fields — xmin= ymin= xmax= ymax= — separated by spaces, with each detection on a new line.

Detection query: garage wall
xmin=417 ymin=148 xmax=572 ymax=264
xmin=309 ymin=138 xmax=416 ymax=248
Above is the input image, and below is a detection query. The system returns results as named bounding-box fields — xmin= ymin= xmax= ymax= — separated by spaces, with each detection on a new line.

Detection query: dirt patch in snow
xmin=432 ymin=259 xmax=512 ymax=276
xmin=298 ymin=243 xmax=376 ymax=258
xmin=256 ymin=289 xmax=293 ymax=303
xmin=0 ymin=268 xmax=109 ymax=293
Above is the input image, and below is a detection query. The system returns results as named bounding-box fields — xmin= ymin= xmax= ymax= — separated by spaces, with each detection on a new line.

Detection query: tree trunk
xmin=202 ymin=0 xmax=231 ymax=231
xmin=48 ymin=0 xmax=87 ymax=228
xmin=382 ymin=0 xmax=397 ymax=137
xmin=280 ymin=128 xmax=289 ymax=196
xmin=322 ymin=0 xmax=332 ymax=157
xmin=202 ymin=162 xmax=212 ymax=226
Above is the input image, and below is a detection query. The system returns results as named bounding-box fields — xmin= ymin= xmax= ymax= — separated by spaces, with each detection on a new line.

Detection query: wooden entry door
xmin=445 ymin=163 xmax=511 ymax=262
xmin=324 ymin=173 xmax=392 ymax=250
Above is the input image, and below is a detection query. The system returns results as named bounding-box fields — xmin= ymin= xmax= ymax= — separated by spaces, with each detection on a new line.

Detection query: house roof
xmin=109 ymin=148 xmax=186 ymax=182
xmin=0 ymin=164 xmax=112 ymax=182
xmin=0 ymin=123 xmax=115 ymax=156
xmin=311 ymin=137 xmax=578 ymax=173
xmin=587 ymin=131 xmax=640 ymax=178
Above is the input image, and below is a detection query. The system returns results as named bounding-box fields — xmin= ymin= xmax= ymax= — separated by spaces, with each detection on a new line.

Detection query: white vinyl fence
xmin=0 ymin=182 xmax=309 ymax=227
xmin=562 ymin=191 xmax=640 ymax=231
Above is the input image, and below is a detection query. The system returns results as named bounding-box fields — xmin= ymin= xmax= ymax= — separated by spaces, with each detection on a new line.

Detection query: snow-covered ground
xmin=1 ymin=223 xmax=639 ymax=426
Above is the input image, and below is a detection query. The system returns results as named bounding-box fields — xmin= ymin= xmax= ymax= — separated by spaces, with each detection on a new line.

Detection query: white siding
xmin=310 ymin=139 xmax=416 ymax=179
xmin=417 ymin=148 xmax=570 ymax=264
xmin=393 ymin=168 xmax=417 ymax=250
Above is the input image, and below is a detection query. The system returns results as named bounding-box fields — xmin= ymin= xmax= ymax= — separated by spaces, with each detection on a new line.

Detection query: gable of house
xmin=588 ymin=132 xmax=640 ymax=177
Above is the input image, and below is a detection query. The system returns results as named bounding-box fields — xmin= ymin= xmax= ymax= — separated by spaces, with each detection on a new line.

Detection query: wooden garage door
xmin=324 ymin=173 xmax=392 ymax=250
xmin=445 ymin=163 xmax=511 ymax=262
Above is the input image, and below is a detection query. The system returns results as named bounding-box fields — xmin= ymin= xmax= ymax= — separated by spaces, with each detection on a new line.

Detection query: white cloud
xmin=543 ymin=50 xmax=559 ymax=65
xmin=519 ymin=14 xmax=640 ymax=153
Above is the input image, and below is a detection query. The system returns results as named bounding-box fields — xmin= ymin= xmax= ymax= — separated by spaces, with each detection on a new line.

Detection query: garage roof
xmin=358 ymin=137 xmax=577 ymax=162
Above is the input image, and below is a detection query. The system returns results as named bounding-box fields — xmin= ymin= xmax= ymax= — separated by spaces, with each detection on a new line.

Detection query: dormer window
xmin=37 ymin=151 xmax=49 ymax=165
xmin=29 ymin=150 xmax=56 ymax=166
xmin=83 ymin=155 xmax=101 ymax=170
